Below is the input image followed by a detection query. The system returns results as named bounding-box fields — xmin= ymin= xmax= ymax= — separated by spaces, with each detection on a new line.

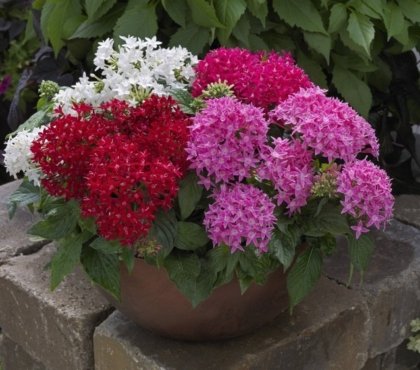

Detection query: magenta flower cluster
xmin=192 ymin=48 xmax=313 ymax=111
xmin=258 ymin=138 xmax=314 ymax=214
xmin=271 ymin=87 xmax=379 ymax=162
xmin=186 ymin=97 xmax=268 ymax=188
xmin=337 ymin=160 xmax=394 ymax=238
xmin=203 ymin=184 xmax=276 ymax=253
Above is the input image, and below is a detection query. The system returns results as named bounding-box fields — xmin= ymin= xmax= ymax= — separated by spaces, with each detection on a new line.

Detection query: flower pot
xmin=99 ymin=258 xmax=289 ymax=341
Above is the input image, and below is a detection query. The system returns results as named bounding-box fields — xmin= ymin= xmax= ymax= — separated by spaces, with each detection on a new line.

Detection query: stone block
xmin=361 ymin=349 xmax=396 ymax=370
xmin=0 ymin=334 xmax=46 ymax=370
xmin=394 ymin=194 xmax=420 ymax=229
xmin=94 ymin=277 xmax=370 ymax=370
xmin=395 ymin=339 xmax=420 ymax=370
xmin=325 ymin=220 xmax=420 ymax=357
xmin=0 ymin=243 xmax=113 ymax=370
xmin=0 ymin=180 xmax=46 ymax=264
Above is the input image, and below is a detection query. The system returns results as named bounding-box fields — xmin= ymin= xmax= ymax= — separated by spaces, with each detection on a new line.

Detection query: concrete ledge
xmin=0 ymin=180 xmax=46 ymax=264
xmin=94 ymin=277 xmax=370 ymax=370
xmin=0 ymin=244 xmax=113 ymax=370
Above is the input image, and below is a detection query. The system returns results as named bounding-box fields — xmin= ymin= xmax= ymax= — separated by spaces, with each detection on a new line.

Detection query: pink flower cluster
xmin=337 ymin=160 xmax=394 ymax=238
xmin=186 ymin=97 xmax=268 ymax=188
xmin=192 ymin=48 xmax=313 ymax=111
xmin=271 ymin=87 xmax=379 ymax=162
xmin=258 ymin=139 xmax=314 ymax=214
xmin=203 ymin=184 xmax=276 ymax=253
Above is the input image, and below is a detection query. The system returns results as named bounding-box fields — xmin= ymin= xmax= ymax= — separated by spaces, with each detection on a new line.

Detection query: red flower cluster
xmin=31 ymin=96 xmax=190 ymax=245
xmin=192 ymin=48 xmax=313 ymax=111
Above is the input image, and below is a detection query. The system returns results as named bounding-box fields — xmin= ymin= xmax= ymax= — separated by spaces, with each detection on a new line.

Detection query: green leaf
xmin=10 ymin=109 xmax=50 ymax=137
xmin=248 ymin=34 xmax=269 ymax=50
xmin=357 ymin=0 xmax=384 ymax=19
xmin=120 ymin=248 xmax=135 ymax=273
xmin=81 ymin=245 xmax=120 ymax=300
xmin=113 ymin=0 xmax=157 ymax=40
xmin=398 ymin=0 xmax=420 ymax=23
xmin=246 ymin=0 xmax=267 ymax=27
xmin=149 ymin=210 xmax=177 ymax=257
xmin=273 ymin=0 xmax=327 ymax=34
xmin=329 ymin=3 xmax=347 ymax=33
xmin=175 ymin=222 xmax=209 ymax=251
xmin=269 ymin=230 xmax=297 ymax=271
xmin=164 ymin=253 xmax=214 ymax=307
xmin=287 ymin=247 xmax=323 ymax=311
xmin=162 ymin=0 xmax=187 ymax=27
xmin=347 ymin=12 xmax=374 ymax=57
xmin=28 ymin=200 xmax=80 ymax=240
xmin=186 ymin=0 xmax=224 ymax=28
xmin=383 ymin=2 xmax=405 ymax=41
xmin=214 ymin=0 xmax=247 ymax=44
xmin=303 ymin=32 xmax=331 ymax=64
xmin=347 ymin=233 xmax=374 ymax=271
xmin=304 ymin=202 xmax=350 ymax=236
xmin=207 ymin=245 xmax=240 ymax=286
xmin=332 ymin=53 xmax=378 ymax=72
xmin=232 ymin=13 xmax=251 ymax=47
xmin=332 ymin=64 xmax=372 ymax=117
xmin=177 ymin=172 xmax=203 ymax=220
xmin=50 ymin=231 xmax=91 ymax=290
xmin=71 ymin=4 xmax=124 ymax=39
xmin=296 ymin=52 xmax=327 ymax=88
xmin=78 ymin=216 xmax=97 ymax=234
xmin=85 ymin=0 xmax=117 ymax=22
xmin=7 ymin=179 xmax=41 ymax=219
xmin=169 ymin=23 xmax=210 ymax=55
xmin=90 ymin=237 xmax=120 ymax=254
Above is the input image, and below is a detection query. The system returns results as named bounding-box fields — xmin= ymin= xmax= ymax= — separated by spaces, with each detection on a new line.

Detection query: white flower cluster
xmin=3 ymin=127 xmax=46 ymax=186
xmin=54 ymin=36 xmax=197 ymax=114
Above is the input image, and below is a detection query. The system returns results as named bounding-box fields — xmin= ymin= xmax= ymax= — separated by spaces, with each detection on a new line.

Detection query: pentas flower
xmin=204 ymin=184 xmax=276 ymax=253
xmin=271 ymin=87 xmax=379 ymax=162
xmin=82 ymin=135 xmax=180 ymax=245
xmin=192 ymin=48 xmax=312 ymax=111
xmin=337 ymin=160 xmax=394 ymax=238
xmin=258 ymin=138 xmax=314 ymax=213
xmin=3 ymin=127 xmax=47 ymax=186
xmin=186 ymin=97 xmax=268 ymax=188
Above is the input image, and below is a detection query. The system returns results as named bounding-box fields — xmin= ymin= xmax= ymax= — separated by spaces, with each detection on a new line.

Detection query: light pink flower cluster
xmin=271 ymin=87 xmax=379 ymax=162
xmin=192 ymin=48 xmax=312 ymax=111
xmin=337 ymin=160 xmax=394 ymax=238
xmin=203 ymin=184 xmax=276 ymax=253
xmin=259 ymin=139 xmax=314 ymax=213
xmin=186 ymin=97 xmax=268 ymax=188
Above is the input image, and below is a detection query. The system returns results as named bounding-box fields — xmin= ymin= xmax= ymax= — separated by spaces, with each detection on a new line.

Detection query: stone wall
xmin=0 ymin=180 xmax=419 ymax=370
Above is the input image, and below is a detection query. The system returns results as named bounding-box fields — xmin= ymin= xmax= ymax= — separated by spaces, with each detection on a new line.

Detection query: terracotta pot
xmin=100 ymin=258 xmax=289 ymax=341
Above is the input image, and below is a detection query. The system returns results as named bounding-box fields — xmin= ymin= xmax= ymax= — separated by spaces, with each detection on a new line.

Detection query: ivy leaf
xmin=273 ymin=0 xmax=327 ymax=34
xmin=232 ymin=14 xmax=251 ymax=47
xmin=347 ymin=12 xmax=374 ymax=57
xmin=164 ymin=254 xmax=215 ymax=307
xmin=329 ymin=3 xmax=347 ymax=33
xmin=246 ymin=0 xmax=268 ymax=27
xmin=383 ymin=2 xmax=405 ymax=41
xmin=28 ymin=200 xmax=80 ymax=240
xmin=50 ymin=231 xmax=91 ymax=290
xmin=71 ymin=4 xmax=124 ymax=39
xmin=287 ymin=247 xmax=323 ymax=311
xmin=149 ymin=210 xmax=177 ymax=258
xmin=358 ymin=0 xmax=383 ymax=19
xmin=169 ymin=24 xmax=210 ymax=55
xmin=332 ymin=64 xmax=372 ymax=117
xmin=296 ymin=51 xmax=327 ymax=88
xmin=85 ymin=0 xmax=117 ymax=23
xmin=347 ymin=233 xmax=374 ymax=271
xmin=175 ymin=222 xmax=209 ymax=251
xmin=303 ymin=32 xmax=331 ymax=64
xmin=81 ymin=245 xmax=120 ymax=300
xmin=186 ymin=0 xmax=224 ymax=28
xmin=7 ymin=179 xmax=41 ymax=219
xmin=162 ymin=0 xmax=187 ymax=27
xmin=214 ymin=0 xmax=247 ymax=44
xmin=398 ymin=0 xmax=420 ymax=23
xmin=177 ymin=172 xmax=203 ymax=220
xmin=113 ymin=0 xmax=157 ymax=40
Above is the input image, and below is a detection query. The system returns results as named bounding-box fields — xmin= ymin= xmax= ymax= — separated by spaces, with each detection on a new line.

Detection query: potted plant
xmin=3 ymin=37 xmax=394 ymax=341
